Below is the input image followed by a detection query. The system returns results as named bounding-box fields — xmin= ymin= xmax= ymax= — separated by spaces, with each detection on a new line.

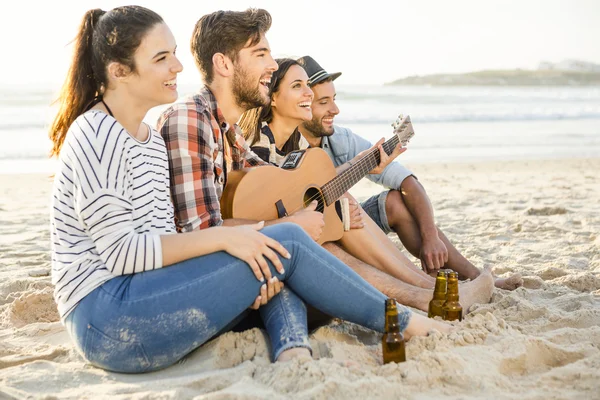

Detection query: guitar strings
xmin=280 ymin=135 xmax=401 ymax=216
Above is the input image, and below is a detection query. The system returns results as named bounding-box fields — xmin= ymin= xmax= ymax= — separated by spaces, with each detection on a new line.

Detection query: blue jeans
xmin=64 ymin=223 xmax=412 ymax=373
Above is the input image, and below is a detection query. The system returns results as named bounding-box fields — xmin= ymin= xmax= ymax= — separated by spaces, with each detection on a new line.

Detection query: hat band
xmin=308 ymin=70 xmax=328 ymax=85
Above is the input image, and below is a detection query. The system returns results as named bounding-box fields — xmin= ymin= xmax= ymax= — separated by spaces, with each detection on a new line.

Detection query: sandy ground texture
xmin=0 ymin=158 xmax=599 ymax=399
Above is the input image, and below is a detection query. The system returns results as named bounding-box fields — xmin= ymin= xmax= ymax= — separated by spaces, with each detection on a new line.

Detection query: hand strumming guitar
xmin=286 ymin=200 xmax=325 ymax=242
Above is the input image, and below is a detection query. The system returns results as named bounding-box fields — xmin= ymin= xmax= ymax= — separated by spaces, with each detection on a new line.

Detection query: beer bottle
xmin=443 ymin=272 xmax=463 ymax=321
xmin=428 ymin=271 xmax=447 ymax=318
xmin=382 ymin=298 xmax=406 ymax=364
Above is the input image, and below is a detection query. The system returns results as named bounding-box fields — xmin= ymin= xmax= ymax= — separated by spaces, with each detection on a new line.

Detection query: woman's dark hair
xmin=49 ymin=6 xmax=163 ymax=157
xmin=239 ymin=58 xmax=302 ymax=147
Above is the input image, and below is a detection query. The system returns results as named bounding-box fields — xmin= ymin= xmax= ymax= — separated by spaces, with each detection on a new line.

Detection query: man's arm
xmin=159 ymin=106 xmax=224 ymax=231
xmin=337 ymin=127 xmax=410 ymax=187
xmin=399 ymin=176 xmax=448 ymax=271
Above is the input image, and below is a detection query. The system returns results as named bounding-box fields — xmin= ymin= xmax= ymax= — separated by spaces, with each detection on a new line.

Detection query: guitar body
xmin=220 ymin=148 xmax=344 ymax=244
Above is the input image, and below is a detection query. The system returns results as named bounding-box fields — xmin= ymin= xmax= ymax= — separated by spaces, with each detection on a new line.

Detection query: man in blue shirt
xmin=297 ymin=56 xmax=522 ymax=291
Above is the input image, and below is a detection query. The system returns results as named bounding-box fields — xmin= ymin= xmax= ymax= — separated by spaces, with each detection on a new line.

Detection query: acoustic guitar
xmin=220 ymin=115 xmax=415 ymax=244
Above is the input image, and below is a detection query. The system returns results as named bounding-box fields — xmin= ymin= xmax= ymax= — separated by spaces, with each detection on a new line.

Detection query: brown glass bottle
xmin=443 ymin=272 xmax=463 ymax=321
xmin=428 ymin=271 xmax=447 ymax=318
xmin=382 ymin=298 xmax=406 ymax=364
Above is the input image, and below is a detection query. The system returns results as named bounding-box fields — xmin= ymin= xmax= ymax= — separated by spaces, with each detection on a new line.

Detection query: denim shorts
xmin=360 ymin=190 xmax=392 ymax=234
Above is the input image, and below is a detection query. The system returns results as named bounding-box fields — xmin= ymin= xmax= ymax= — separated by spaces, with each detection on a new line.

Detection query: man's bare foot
xmin=460 ymin=266 xmax=495 ymax=314
xmin=494 ymin=272 xmax=523 ymax=291
xmin=276 ymin=347 xmax=312 ymax=362
xmin=403 ymin=313 xmax=453 ymax=340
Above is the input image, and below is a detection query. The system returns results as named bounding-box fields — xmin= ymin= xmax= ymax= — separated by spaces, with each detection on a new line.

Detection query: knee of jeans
xmin=270 ymin=222 xmax=311 ymax=244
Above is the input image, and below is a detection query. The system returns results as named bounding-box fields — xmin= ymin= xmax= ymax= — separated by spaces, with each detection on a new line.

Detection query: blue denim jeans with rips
xmin=64 ymin=223 xmax=412 ymax=373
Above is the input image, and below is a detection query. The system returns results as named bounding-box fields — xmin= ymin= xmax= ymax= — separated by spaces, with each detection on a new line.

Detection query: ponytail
xmin=49 ymin=9 xmax=104 ymax=157
xmin=49 ymin=6 xmax=163 ymax=157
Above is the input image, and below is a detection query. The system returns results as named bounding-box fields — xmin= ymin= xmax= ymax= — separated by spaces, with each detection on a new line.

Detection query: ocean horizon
xmin=1 ymin=83 xmax=599 ymax=174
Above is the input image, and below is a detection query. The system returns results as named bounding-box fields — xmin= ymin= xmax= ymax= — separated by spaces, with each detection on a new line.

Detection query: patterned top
xmin=51 ymin=110 xmax=176 ymax=318
xmin=250 ymin=122 xmax=310 ymax=165
xmin=157 ymin=86 xmax=266 ymax=232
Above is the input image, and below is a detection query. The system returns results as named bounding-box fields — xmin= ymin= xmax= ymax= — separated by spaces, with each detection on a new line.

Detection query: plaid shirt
xmin=157 ymin=86 xmax=265 ymax=232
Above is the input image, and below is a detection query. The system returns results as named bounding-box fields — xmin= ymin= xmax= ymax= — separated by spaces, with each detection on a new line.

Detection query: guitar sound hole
xmin=304 ymin=187 xmax=325 ymax=213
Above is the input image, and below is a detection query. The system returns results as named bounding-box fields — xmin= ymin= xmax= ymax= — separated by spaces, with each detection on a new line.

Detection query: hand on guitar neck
xmin=336 ymin=115 xmax=412 ymax=176
xmin=357 ymin=137 xmax=406 ymax=175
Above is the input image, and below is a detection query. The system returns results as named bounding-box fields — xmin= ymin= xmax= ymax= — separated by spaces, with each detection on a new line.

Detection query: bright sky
xmin=3 ymin=0 xmax=599 ymax=88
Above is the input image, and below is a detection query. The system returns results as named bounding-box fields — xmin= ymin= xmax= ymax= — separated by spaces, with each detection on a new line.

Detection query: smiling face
xmin=124 ymin=22 xmax=183 ymax=108
xmin=232 ymin=34 xmax=278 ymax=110
xmin=301 ymin=80 xmax=340 ymax=138
xmin=271 ymin=64 xmax=314 ymax=124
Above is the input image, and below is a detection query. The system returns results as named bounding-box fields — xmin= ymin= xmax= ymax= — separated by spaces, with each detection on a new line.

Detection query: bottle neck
xmin=446 ymin=278 xmax=459 ymax=301
xmin=385 ymin=313 xmax=401 ymax=333
xmin=433 ymin=278 xmax=447 ymax=300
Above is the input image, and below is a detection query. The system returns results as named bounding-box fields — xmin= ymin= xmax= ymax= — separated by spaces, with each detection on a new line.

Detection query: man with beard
xmin=296 ymin=55 xmax=523 ymax=291
xmin=157 ymin=11 xmax=411 ymax=349
xmin=157 ymin=10 xmax=327 ymax=315
xmin=158 ymin=11 xmax=325 ymax=235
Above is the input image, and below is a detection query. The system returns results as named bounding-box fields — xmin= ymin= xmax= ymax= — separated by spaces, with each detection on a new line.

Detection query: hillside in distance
xmin=387 ymin=60 xmax=600 ymax=86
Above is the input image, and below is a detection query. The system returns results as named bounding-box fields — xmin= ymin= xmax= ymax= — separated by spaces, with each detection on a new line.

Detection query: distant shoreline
xmin=386 ymin=70 xmax=600 ymax=86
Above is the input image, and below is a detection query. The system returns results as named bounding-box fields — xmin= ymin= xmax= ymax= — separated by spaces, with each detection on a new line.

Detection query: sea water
xmin=1 ymin=83 xmax=598 ymax=174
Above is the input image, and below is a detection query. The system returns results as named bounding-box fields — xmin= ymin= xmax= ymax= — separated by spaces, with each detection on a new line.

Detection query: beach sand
xmin=1 ymin=158 xmax=599 ymax=399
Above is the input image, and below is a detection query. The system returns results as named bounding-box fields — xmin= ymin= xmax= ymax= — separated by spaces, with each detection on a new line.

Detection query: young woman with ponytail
xmin=50 ymin=6 xmax=450 ymax=374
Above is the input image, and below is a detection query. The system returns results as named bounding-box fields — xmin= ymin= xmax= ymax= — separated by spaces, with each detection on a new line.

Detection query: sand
xmin=0 ymin=158 xmax=599 ymax=399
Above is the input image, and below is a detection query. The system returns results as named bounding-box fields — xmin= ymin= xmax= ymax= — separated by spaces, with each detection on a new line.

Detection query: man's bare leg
xmin=385 ymin=190 xmax=523 ymax=290
xmin=323 ymin=242 xmax=495 ymax=313
xmin=360 ymin=210 xmax=437 ymax=284
xmin=336 ymin=218 xmax=434 ymax=289
xmin=324 ymin=242 xmax=433 ymax=308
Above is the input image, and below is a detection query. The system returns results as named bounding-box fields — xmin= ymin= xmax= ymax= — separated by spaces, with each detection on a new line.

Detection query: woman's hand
xmin=287 ymin=201 xmax=325 ymax=241
xmin=248 ymin=277 xmax=285 ymax=310
xmin=222 ymin=221 xmax=290 ymax=282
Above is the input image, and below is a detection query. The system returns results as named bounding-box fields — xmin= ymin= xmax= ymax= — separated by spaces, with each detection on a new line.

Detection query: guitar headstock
xmin=391 ymin=114 xmax=415 ymax=146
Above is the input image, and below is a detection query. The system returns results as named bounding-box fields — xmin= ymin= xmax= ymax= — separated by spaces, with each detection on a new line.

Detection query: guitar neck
xmin=322 ymin=135 xmax=400 ymax=205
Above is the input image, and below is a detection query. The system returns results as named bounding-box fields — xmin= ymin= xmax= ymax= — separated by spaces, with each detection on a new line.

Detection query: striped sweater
xmin=50 ymin=110 xmax=177 ymax=318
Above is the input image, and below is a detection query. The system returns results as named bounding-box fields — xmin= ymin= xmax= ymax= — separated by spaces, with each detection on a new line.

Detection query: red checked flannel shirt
xmin=157 ymin=86 xmax=265 ymax=232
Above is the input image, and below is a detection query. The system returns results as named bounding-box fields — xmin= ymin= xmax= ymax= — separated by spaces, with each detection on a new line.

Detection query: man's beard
xmin=302 ymin=115 xmax=334 ymax=138
xmin=232 ymin=66 xmax=268 ymax=110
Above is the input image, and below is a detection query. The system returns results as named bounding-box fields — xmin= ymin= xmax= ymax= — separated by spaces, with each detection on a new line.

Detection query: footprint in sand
xmin=549 ymin=272 xmax=600 ymax=293
xmin=537 ymin=267 xmax=569 ymax=281
xmin=526 ymin=207 xmax=568 ymax=216
xmin=6 ymin=287 xmax=59 ymax=328
xmin=498 ymin=338 xmax=586 ymax=376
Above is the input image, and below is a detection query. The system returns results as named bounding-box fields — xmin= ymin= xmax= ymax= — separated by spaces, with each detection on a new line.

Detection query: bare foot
xmin=403 ymin=313 xmax=453 ymax=340
xmin=494 ymin=272 xmax=523 ymax=291
xmin=460 ymin=266 xmax=495 ymax=314
xmin=276 ymin=347 xmax=312 ymax=362
xmin=282 ymin=346 xmax=360 ymax=368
